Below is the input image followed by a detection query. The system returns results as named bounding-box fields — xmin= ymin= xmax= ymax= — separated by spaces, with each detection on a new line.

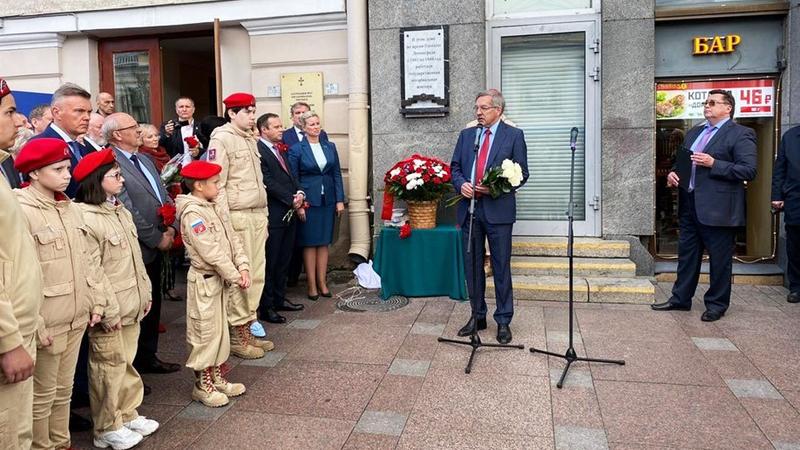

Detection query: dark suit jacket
xmin=258 ymin=140 xmax=301 ymax=228
xmin=282 ymin=126 xmax=328 ymax=149
xmin=31 ymin=124 xmax=92 ymax=198
xmin=1 ymin=156 xmax=20 ymax=189
xmin=451 ymin=121 xmax=530 ymax=226
xmin=772 ymin=125 xmax=800 ymax=225
xmin=158 ymin=118 xmax=201 ymax=158
xmin=114 ymin=147 xmax=177 ymax=264
xmin=287 ymin=139 xmax=345 ymax=207
xmin=674 ymin=120 xmax=757 ymax=227
xmin=83 ymin=138 xmax=104 ymax=152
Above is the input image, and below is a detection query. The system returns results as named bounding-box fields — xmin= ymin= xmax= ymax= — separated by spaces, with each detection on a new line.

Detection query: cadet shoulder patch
xmin=190 ymin=218 xmax=207 ymax=235
xmin=207 ymin=148 xmax=217 ymax=161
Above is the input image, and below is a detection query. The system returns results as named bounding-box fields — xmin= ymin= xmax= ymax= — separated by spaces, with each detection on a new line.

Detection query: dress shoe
xmin=275 ymin=301 xmax=304 ymax=312
xmin=135 ymin=357 xmax=181 ymax=374
xmin=319 ymin=290 xmax=333 ymax=298
xmin=788 ymin=292 xmax=800 ymax=303
xmin=701 ymin=310 xmax=723 ymax=322
xmin=650 ymin=301 xmax=691 ymax=311
xmin=261 ymin=309 xmax=286 ymax=324
xmin=69 ymin=411 xmax=93 ymax=432
xmin=307 ymin=294 xmax=319 ymax=301
xmin=143 ymin=384 xmax=151 ymax=396
xmin=457 ymin=317 xmax=487 ymax=337
xmin=497 ymin=324 xmax=512 ymax=344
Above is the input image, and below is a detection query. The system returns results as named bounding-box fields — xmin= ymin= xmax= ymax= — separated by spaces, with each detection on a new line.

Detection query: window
xmin=493 ymin=0 xmax=592 ymax=15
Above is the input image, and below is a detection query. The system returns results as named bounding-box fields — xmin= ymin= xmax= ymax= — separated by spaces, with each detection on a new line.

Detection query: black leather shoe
xmin=135 ymin=357 xmax=181 ymax=374
xmin=307 ymin=294 xmax=319 ymax=301
xmin=457 ymin=317 xmax=487 ymax=337
xmin=275 ymin=301 xmax=304 ymax=312
xmin=701 ymin=310 xmax=723 ymax=322
xmin=497 ymin=324 xmax=512 ymax=344
xmin=262 ymin=309 xmax=287 ymax=324
xmin=320 ymin=291 xmax=333 ymax=298
xmin=651 ymin=301 xmax=691 ymax=311
xmin=69 ymin=412 xmax=92 ymax=432
xmin=143 ymin=384 xmax=151 ymax=396
xmin=788 ymin=292 xmax=800 ymax=303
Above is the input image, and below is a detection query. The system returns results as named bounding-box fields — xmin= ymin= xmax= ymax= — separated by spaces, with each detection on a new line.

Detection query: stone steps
xmin=488 ymin=275 xmax=655 ymax=304
xmin=510 ymin=256 xmax=636 ymax=277
xmin=511 ymin=236 xmax=630 ymax=258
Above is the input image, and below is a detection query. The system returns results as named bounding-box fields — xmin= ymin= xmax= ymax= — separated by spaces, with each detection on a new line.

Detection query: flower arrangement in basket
xmin=381 ymin=154 xmax=452 ymax=230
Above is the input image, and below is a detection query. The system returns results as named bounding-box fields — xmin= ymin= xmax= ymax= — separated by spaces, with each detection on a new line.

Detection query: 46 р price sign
xmin=656 ymin=79 xmax=774 ymax=120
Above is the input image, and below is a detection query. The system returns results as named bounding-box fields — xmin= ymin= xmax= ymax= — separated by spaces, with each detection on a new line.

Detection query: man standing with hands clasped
xmin=652 ymin=89 xmax=757 ymax=321
xmin=771 ymin=124 xmax=800 ymax=303
xmin=450 ymin=90 xmax=529 ymax=344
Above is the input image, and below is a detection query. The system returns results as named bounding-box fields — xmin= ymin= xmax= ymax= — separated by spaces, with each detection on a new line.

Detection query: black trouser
xmin=260 ymin=223 xmax=297 ymax=311
xmin=287 ymin=246 xmax=304 ymax=284
xmin=786 ymin=224 xmax=800 ymax=294
xmin=135 ymin=257 xmax=162 ymax=364
xmin=671 ymin=191 xmax=736 ymax=314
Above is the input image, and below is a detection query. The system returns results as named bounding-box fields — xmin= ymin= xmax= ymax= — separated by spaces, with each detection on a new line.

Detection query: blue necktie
xmin=69 ymin=141 xmax=82 ymax=162
xmin=129 ymin=154 xmax=147 ymax=178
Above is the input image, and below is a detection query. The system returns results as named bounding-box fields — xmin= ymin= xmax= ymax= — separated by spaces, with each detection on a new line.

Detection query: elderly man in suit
xmin=256 ymin=113 xmax=306 ymax=324
xmin=95 ymin=92 xmax=115 ymax=117
xmin=772 ymin=125 xmax=800 ymax=303
xmin=30 ymin=83 xmax=93 ymax=198
xmin=83 ymin=112 xmax=105 ymax=152
xmin=105 ymin=112 xmax=181 ymax=374
xmin=451 ymin=90 xmax=529 ymax=344
xmin=159 ymin=96 xmax=202 ymax=158
xmin=652 ymin=89 xmax=757 ymax=321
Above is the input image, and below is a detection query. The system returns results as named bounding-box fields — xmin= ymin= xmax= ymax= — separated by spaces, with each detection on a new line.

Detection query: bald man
xmin=96 ymin=92 xmax=115 ymax=117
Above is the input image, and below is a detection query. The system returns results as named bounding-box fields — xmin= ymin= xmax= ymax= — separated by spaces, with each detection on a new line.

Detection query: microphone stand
xmin=529 ymin=128 xmax=625 ymax=388
xmin=438 ymin=124 xmax=523 ymax=374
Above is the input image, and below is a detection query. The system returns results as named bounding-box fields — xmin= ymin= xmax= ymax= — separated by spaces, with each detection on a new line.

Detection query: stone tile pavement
xmin=70 ymin=281 xmax=800 ymax=449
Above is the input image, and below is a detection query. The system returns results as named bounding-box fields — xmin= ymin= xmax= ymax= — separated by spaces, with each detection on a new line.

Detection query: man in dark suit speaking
xmin=652 ymin=89 xmax=757 ymax=321
xmin=451 ymin=90 xmax=529 ymax=344
xmin=771 ymin=125 xmax=800 ymax=303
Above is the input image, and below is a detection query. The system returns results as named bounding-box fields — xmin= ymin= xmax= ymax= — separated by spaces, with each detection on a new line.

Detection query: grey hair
xmin=29 ymin=104 xmax=51 ymax=120
xmin=299 ymin=111 xmax=319 ymax=128
xmin=290 ymin=101 xmax=310 ymax=114
xmin=101 ymin=115 xmax=122 ymax=143
xmin=51 ymin=83 xmax=91 ymax=107
xmin=475 ymin=89 xmax=505 ymax=111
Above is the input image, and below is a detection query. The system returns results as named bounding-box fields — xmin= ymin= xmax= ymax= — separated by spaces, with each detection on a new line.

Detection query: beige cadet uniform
xmin=176 ymin=194 xmax=249 ymax=369
xmin=0 ymin=151 xmax=44 ymax=450
xmin=16 ymin=186 xmax=101 ymax=450
xmin=78 ymin=201 xmax=152 ymax=438
xmin=207 ymin=124 xmax=267 ymax=327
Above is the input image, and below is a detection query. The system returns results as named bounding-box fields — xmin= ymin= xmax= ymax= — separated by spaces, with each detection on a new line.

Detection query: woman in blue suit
xmin=287 ymin=111 xmax=345 ymax=300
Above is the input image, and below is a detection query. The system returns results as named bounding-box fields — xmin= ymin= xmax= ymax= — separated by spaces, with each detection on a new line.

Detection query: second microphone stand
xmin=529 ymin=129 xmax=625 ymax=388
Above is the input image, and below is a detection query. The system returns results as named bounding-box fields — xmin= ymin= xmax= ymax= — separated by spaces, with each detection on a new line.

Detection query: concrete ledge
xmin=512 ymin=237 xmax=630 ymax=258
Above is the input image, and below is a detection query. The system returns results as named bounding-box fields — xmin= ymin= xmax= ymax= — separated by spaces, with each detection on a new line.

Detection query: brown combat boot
xmin=247 ymin=320 xmax=275 ymax=352
xmin=211 ymin=366 xmax=246 ymax=397
xmin=192 ymin=368 xmax=229 ymax=407
xmin=229 ymin=324 xmax=265 ymax=359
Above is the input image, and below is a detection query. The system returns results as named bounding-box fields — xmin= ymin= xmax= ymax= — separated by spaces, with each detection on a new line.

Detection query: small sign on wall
xmin=400 ymin=25 xmax=449 ymax=118
xmin=281 ymin=72 xmax=324 ymax=126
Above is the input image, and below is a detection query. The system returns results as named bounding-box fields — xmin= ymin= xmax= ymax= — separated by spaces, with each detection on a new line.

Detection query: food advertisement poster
xmin=656 ymin=79 xmax=774 ymax=120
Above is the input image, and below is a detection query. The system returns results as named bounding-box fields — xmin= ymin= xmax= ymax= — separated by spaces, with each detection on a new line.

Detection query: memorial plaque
xmin=281 ymin=72 xmax=324 ymax=126
xmin=400 ymin=25 xmax=449 ymax=118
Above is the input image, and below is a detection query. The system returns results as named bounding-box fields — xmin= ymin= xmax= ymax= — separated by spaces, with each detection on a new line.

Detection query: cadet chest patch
xmin=207 ymin=148 xmax=216 ymax=161
xmin=190 ymin=218 xmax=207 ymax=235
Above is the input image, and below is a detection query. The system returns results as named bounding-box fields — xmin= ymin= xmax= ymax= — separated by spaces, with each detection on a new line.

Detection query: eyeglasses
xmin=703 ymin=100 xmax=729 ymax=107
xmin=473 ymin=105 xmax=499 ymax=112
xmin=116 ymin=124 xmax=141 ymax=134
xmin=104 ymin=172 xmax=123 ymax=180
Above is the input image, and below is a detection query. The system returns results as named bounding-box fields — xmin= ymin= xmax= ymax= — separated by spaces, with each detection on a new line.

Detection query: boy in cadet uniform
xmin=175 ymin=161 xmax=250 ymax=407
xmin=207 ymin=92 xmax=272 ymax=359
xmin=0 ymin=77 xmax=44 ymax=450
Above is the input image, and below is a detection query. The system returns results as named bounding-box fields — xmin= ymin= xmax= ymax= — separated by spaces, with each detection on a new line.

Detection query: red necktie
xmin=474 ymin=129 xmax=492 ymax=184
xmin=273 ymin=148 xmax=289 ymax=173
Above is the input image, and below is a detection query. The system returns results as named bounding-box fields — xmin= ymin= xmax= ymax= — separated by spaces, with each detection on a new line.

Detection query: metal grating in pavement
xmin=335 ymin=286 xmax=410 ymax=313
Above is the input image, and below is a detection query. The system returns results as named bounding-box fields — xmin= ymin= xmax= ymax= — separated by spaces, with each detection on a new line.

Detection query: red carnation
xmin=399 ymin=223 xmax=412 ymax=239
xmin=275 ymin=141 xmax=289 ymax=153
xmin=184 ymin=136 xmax=200 ymax=148
xmin=157 ymin=204 xmax=177 ymax=228
xmin=172 ymin=234 xmax=183 ymax=249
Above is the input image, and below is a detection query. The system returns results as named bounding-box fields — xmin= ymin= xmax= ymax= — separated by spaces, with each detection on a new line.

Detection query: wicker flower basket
xmin=407 ymin=200 xmax=438 ymax=229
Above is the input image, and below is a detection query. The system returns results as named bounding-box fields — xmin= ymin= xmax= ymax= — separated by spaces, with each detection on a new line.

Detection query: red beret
xmin=180 ymin=161 xmax=221 ymax=180
xmin=0 ymin=78 xmax=9 ymax=100
xmin=14 ymin=138 xmax=70 ymax=174
xmin=223 ymin=92 xmax=255 ymax=109
xmin=73 ymin=148 xmax=116 ymax=183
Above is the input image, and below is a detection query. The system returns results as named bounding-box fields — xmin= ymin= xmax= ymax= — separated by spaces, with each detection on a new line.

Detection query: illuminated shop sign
xmin=692 ymin=35 xmax=742 ymax=55
xmin=656 ymin=79 xmax=773 ymax=120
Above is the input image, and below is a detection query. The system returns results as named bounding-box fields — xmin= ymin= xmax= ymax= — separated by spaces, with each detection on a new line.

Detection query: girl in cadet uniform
xmin=13 ymin=138 xmax=103 ymax=450
xmin=175 ymin=160 xmax=250 ymax=407
xmin=73 ymin=149 xmax=159 ymax=450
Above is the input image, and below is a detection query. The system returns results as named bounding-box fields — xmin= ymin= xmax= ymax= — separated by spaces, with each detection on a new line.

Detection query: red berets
xmin=0 ymin=78 xmax=10 ymax=99
xmin=73 ymin=148 xmax=116 ymax=183
xmin=180 ymin=161 xmax=221 ymax=180
xmin=14 ymin=138 xmax=70 ymax=174
xmin=223 ymin=92 xmax=255 ymax=109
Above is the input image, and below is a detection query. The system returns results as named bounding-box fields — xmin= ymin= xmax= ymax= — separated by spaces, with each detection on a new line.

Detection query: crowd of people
xmin=0 ymin=79 xmax=345 ymax=450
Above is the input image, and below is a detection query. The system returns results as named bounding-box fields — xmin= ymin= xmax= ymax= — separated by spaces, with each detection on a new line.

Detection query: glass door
xmin=490 ymin=20 xmax=600 ymax=236
xmin=99 ymin=38 xmax=163 ymax=127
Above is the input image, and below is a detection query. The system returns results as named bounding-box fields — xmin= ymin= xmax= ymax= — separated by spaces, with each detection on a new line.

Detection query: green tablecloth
xmin=373 ymin=225 xmax=467 ymax=300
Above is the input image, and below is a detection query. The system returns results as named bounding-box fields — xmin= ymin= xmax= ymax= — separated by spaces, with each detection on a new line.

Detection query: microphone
xmin=570 ymin=127 xmax=579 ymax=151
xmin=473 ymin=124 xmax=484 ymax=154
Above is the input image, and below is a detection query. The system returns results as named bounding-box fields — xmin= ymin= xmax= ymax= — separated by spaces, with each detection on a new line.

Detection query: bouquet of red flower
xmin=274 ymin=141 xmax=289 ymax=153
xmin=399 ymin=223 xmax=412 ymax=239
xmin=183 ymin=135 xmax=200 ymax=149
xmin=381 ymin=154 xmax=452 ymax=220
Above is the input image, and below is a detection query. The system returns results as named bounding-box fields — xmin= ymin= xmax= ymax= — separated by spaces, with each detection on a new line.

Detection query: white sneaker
xmin=124 ymin=415 xmax=160 ymax=437
xmin=93 ymin=427 xmax=144 ymax=450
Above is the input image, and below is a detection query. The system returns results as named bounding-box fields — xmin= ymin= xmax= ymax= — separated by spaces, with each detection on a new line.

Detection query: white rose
xmin=390 ymin=167 xmax=401 ymax=177
xmin=405 ymin=172 xmax=421 ymax=181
